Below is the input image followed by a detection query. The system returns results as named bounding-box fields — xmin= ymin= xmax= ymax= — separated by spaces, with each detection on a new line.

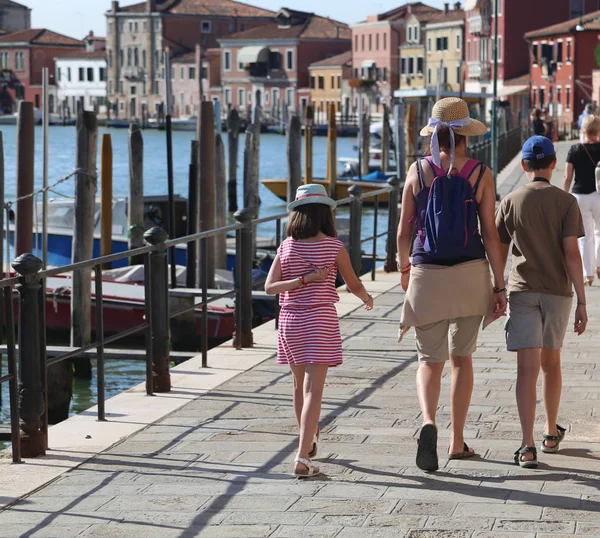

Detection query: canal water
xmin=0 ymin=125 xmax=391 ymax=430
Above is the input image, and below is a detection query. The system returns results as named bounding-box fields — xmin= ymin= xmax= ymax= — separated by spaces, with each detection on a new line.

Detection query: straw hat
xmin=288 ymin=184 xmax=336 ymax=211
xmin=419 ymin=97 xmax=487 ymax=137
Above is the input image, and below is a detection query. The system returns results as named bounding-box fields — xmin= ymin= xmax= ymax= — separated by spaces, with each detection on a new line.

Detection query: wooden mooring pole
xmin=128 ymin=124 xmax=144 ymax=265
xmin=199 ymin=101 xmax=216 ymax=288
xmin=286 ymin=115 xmax=302 ymax=205
xmin=361 ymin=112 xmax=370 ymax=178
xmin=100 ymin=134 xmax=113 ymax=267
xmin=227 ymin=108 xmax=240 ymax=213
xmin=71 ymin=111 xmax=98 ymax=380
xmin=15 ymin=100 xmax=34 ymax=257
xmin=304 ymin=104 xmax=314 ymax=184
xmin=186 ymin=140 xmax=199 ymax=288
xmin=215 ymin=133 xmax=227 ymax=270
xmin=243 ymin=115 xmax=261 ymax=219
xmin=382 ymin=105 xmax=390 ymax=174
xmin=326 ymin=103 xmax=337 ymax=199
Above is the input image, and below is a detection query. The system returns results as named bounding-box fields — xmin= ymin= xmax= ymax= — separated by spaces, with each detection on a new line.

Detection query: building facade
xmin=0 ymin=0 xmax=31 ymax=34
xmin=309 ymin=51 xmax=352 ymax=123
xmin=55 ymin=33 xmax=107 ymax=118
xmin=219 ymin=9 xmax=350 ymax=119
xmin=105 ymin=0 xmax=274 ymax=120
xmin=0 ymin=29 xmax=84 ymax=114
xmin=351 ymin=3 xmax=440 ymax=114
xmin=424 ymin=6 xmax=464 ymax=93
xmin=464 ymin=0 xmax=600 ymax=117
xmin=526 ymin=10 xmax=600 ymax=128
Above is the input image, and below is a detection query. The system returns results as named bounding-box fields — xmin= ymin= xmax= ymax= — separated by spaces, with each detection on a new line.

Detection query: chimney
xmin=444 ymin=3 xmax=450 ymax=14
xmin=146 ymin=0 xmax=154 ymax=12
xmin=454 ymin=1 xmax=462 ymax=9
xmin=335 ymin=25 xmax=339 ymax=39
xmin=111 ymin=1 xmax=119 ymax=13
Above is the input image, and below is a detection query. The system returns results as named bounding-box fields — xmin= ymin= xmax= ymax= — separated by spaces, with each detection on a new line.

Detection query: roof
xmin=223 ymin=11 xmax=350 ymax=41
xmin=0 ymin=29 xmax=84 ymax=47
xmin=525 ymin=9 xmax=600 ymax=38
xmin=504 ymin=73 xmax=530 ymax=86
xmin=426 ymin=9 xmax=465 ymax=24
xmin=0 ymin=0 xmax=30 ymax=8
xmin=372 ymin=2 xmax=440 ymax=23
xmin=172 ymin=47 xmax=219 ymax=63
xmin=116 ymin=0 xmax=274 ymax=17
xmin=309 ymin=50 xmax=352 ymax=68
xmin=55 ymin=49 xmax=107 ymax=60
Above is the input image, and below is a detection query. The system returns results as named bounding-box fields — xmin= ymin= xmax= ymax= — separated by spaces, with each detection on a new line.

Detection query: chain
xmin=4 ymin=168 xmax=98 ymax=209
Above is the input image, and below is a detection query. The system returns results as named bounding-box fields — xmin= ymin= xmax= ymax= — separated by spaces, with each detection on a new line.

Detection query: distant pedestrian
xmin=564 ymin=115 xmax=600 ymax=285
xmin=397 ymin=97 xmax=507 ymax=472
xmin=532 ymin=109 xmax=546 ymax=137
xmin=496 ymin=136 xmax=587 ymax=469
xmin=265 ymin=184 xmax=374 ymax=477
xmin=544 ymin=108 xmax=556 ymax=142
xmin=578 ymin=103 xmax=594 ymax=142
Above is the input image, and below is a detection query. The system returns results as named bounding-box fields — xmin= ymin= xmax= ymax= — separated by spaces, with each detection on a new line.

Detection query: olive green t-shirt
xmin=495 ymin=180 xmax=585 ymax=297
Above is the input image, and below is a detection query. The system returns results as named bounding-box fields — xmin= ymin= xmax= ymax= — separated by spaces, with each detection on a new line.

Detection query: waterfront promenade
xmin=1 ymin=142 xmax=600 ymax=537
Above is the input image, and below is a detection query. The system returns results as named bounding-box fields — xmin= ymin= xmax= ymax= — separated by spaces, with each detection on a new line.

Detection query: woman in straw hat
xmin=266 ymin=184 xmax=374 ymax=477
xmin=397 ymin=98 xmax=507 ymax=471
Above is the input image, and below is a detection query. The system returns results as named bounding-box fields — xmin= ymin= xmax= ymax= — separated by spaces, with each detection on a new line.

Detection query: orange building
xmin=309 ymin=51 xmax=352 ymax=123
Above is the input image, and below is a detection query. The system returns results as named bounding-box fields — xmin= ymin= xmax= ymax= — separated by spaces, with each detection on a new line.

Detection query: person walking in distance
xmin=563 ymin=115 xmax=600 ymax=286
xmin=265 ymin=184 xmax=374 ymax=477
xmin=496 ymin=136 xmax=587 ymax=469
xmin=532 ymin=109 xmax=547 ymax=137
xmin=397 ymin=98 xmax=507 ymax=472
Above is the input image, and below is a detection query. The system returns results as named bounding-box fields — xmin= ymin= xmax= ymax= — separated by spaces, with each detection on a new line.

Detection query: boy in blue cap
xmin=496 ymin=136 xmax=587 ymax=469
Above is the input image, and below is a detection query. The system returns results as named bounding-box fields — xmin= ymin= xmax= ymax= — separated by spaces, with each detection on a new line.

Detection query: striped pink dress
xmin=277 ymin=236 xmax=344 ymax=367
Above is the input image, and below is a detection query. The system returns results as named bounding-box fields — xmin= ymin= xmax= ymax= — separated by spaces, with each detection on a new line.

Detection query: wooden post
xmin=0 ymin=132 xmax=4 ymax=277
xmin=186 ymin=140 xmax=199 ymax=288
xmin=128 ymin=124 xmax=144 ymax=264
xmin=326 ymin=103 xmax=337 ymax=199
xmin=361 ymin=112 xmax=370 ymax=177
xmin=227 ymin=108 xmax=240 ymax=213
xmin=394 ymin=102 xmax=407 ymax=185
xmin=15 ymin=101 xmax=34 ymax=256
xmin=71 ymin=111 xmax=98 ymax=380
xmin=304 ymin=104 xmax=313 ymax=184
xmin=286 ymin=115 xmax=302 ymax=205
xmin=199 ymin=101 xmax=216 ymax=288
xmin=215 ymin=134 xmax=227 ymax=270
xmin=243 ymin=120 xmax=260 ymax=219
xmin=381 ymin=105 xmax=390 ymax=173
xmin=100 ymin=134 xmax=113 ymax=266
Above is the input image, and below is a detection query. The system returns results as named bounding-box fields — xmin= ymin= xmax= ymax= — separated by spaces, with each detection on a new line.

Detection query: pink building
xmin=350 ymin=2 xmax=440 ymax=114
xmin=218 ymin=8 xmax=350 ymax=119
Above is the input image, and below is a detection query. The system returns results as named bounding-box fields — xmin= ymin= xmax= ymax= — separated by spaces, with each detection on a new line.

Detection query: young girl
xmin=265 ymin=184 xmax=374 ymax=477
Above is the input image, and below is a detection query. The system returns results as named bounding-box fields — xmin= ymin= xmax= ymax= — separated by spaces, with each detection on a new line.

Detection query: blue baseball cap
xmin=522 ymin=136 xmax=556 ymax=160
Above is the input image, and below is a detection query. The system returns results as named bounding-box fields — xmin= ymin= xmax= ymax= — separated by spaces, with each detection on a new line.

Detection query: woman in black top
xmin=532 ymin=109 xmax=546 ymax=137
xmin=564 ymin=115 xmax=600 ymax=284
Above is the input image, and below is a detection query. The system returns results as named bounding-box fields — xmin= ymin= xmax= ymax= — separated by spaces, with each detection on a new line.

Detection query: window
xmin=14 ymin=51 xmax=24 ymax=71
xmin=382 ymin=67 xmax=388 ymax=82
xmin=443 ymin=67 xmax=448 ymax=83
xmin=456 ymin=33 xmax=461 ymax=50
xmin=566 ymin=86 xmax=571 ymax=109
xmin=87 ymin=67 xmax=94 ymax=82
xmin=127 ymin=48 xmax=132 ymax=66
xmin=408 ymin=26 xmax=413 ymax=42
xmin=201 ymin=66 xmax=207 ymax=79
xmin=67 ymin=67 xmax=71 ymax=81
xmin=436 ymin=37 xmax=449 ymax=51
xmin=331 ymin=75 xmax=335 ymax=88
xmin=567 ymin=40 xmax=572 ymax=62
xmin=57 ymin=67 xmax=61 ymax=82
xmin=224 ymin=50 xmax=231 ymax=71
xmin=131 ymin=85 xmax=136 ymax=95
xmin=318 ymin=75 xmax=324 ymax=89
xmin=383 ymin=33 xmax=387 ymax=50
xmin=134 ymin=47 xmax=139 ymax=66
xmin=143 ymin=22 xmax=147 ymax=32
xmin=269 ymin=51 xmax=281 ymax=70
xmin=287 ymin=88 xmax=293 ymax=107
xmin=369 ymin=34 xmax=372 ymax=51
xmin=201 ymin=21 xmax=211 ymax=33
xmin=427 ymin=67 xmax=432 ymax=85
xmin=128 ymin=21 xmax=133 ymax=32
xmin=417 ymin=57 xmax=423 ymax=75
xmin=238 ymin=88 xmax=245 ymax=107
xmin=361 ymin=35 xmax=365 ymax=50
xmin=310 ymin=76 xmax=316 ymax=89
xmin=557 ymin=86 xmax=562 ymax=104
xmin=337 ymin=75 xmax=341 ymax=88
xmin=0 ymin=52 xmax=8 ymax=68
xmin=153 ymin=80 xmax=159 ymax=94
xmin=557 ymin=41 xmax=563 ymax=63
xmin=401 ymin=57 xmax=406 ymax=74
xmin=286 ymin=50 xmax=294 ymax=70
xmin=456 ymin=65 xmax=461 ymax=84
xmin=427 ymin=38 xmax=431 ymax=53
xmin=79 ymin=67 xmax=85 ymax=81
xmin=189 ymin=67 xmax=196 ymax=80
xmin=353 ymin=67 xmax=358 ymax=78
xmin=142 ymin=50 xmax=146 ymax=68
xmin=134 ymin=22 xmax=138 ymax=32
xmin=265 ymin=91 xmax=269 ymax=104
xmin=355 ymin=35 xmax=358 ymax=51
xmin=376 ymin=34 xmax=379 ymax=50
xmin=408 ymin=57 xmax=414 ymax=74
xmin=99 ymin=67 xmax=106 ymax=82
xmin=224 ymin=88 xmax=231 ymax=105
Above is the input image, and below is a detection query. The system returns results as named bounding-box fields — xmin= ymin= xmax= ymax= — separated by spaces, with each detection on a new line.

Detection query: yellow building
xmin=424 ymin=6 xmax=465 ymax=92
xmin=309 ymin=51 xmax=352 ymax=123
xmin=399 ymin=12 xmax=431 ymax=91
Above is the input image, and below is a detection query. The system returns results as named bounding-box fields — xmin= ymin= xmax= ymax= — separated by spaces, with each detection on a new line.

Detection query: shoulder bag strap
xmin=581 ymin=143 xmax=599 ymax=167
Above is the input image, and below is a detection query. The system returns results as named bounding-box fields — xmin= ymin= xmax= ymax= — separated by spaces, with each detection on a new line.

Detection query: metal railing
xmin=468 ymin=127 xmax=525 ymax=172
xmin=0 ymin=178 xmax=401 ymax=462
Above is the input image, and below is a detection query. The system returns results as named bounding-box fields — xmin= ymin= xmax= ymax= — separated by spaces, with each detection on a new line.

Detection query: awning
xmin=499 ymin=85 xmax=529 ymax=97
xmin=362 ymin=60 xmax=375 ymax=68
xmin=237 ymin=46 xmax=270 ymax=65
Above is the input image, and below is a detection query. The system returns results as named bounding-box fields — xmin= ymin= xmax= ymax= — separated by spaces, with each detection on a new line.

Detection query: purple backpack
xmin=416 ymin=157 xmax=486 ymax=259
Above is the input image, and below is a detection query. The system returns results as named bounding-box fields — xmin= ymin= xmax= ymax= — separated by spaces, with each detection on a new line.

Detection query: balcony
xmin=468 ymin=14 xmax=491 ymax=36
xmin=467 ymin=61 xmax=491 ymax=80
xmin=124 ymin=66 xmax=146 ymax=81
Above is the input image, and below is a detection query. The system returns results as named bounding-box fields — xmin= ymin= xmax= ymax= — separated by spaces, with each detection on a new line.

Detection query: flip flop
xmin=293 ymin=457 xmax=320 ymax=478
xmin=416 ymin=423 xmax=439 ymax=472
xmin=448 ymin=442 xmax=476 ymax=460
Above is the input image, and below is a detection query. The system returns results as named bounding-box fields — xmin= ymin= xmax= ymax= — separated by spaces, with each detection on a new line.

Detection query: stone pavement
xmin=2 ymin=142 xmax=600 ymax=537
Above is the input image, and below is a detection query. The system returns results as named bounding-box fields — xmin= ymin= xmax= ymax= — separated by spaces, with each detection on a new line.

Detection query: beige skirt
xmin=399 ymin=259 xmax=496 ymax=342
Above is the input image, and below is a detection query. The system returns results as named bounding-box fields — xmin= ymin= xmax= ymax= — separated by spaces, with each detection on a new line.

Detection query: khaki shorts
xmin=506 ymin=292 xmax=572 ymax=351
xmin=415 ymin=316 xmax=483 ymax=363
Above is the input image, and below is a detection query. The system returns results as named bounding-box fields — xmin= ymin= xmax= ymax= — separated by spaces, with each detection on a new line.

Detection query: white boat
xmin=338 ymin=120 xmax=396 ymax=176
xmin=170 ymin=116 xmax=197 ymax=131
xmin=0 ymin=108 xmax=44 ymax=125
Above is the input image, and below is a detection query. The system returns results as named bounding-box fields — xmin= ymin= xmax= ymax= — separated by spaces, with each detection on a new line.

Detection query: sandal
xmin=540 ymin=424 xmax=566 ymax=454
xmin=293 ymin=457 xmax=320 ymax=478
xmin=416 ymin=423 xmax=439 ymax=472
xmin=308 ymin=428 xmax=320 ymax=459
xmin=514 ymin=446 xmax=538 ymax=469
xmin=448 ymin=442 xmax=476 ymax=460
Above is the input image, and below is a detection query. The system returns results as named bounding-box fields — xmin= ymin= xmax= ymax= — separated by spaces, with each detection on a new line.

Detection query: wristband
xmin=493 ymin=287 xmax=507 ymax=293
xmin=364 ymin=294 xmax=373 ymax=304
xmin=400 ymin=264 xmax=411 ymax=275
xmin=300 ymin=276 xmax=307 ymax=287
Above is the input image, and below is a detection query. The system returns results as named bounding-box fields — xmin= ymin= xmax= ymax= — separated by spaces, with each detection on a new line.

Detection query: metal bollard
xmin=348 ymin=185 xmax=363 ymax=276
xmin=12 ymin=253 xmax=46 ymax=457
xmin=233 ymin=208 xmax=254 ymax=348
xmin=384 ymin=176 xmax=401 ymax=273
xmin=143 ymin=227 xmax=171 ymax=393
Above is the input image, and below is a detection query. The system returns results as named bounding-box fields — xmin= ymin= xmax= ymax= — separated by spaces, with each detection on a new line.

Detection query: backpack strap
xmin=460 ymin=159 xmax=482 ymax=180
xmin=472 ymin=163 xmax=487 ymax=196
xmin=415 ymin=158 xmax=426 ymax=192
xmin=423 ymin=156 xmax=446 ymax=178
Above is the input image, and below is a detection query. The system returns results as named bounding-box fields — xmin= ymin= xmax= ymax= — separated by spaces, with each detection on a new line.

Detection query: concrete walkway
xmin=2 ymin=142 xmax=600 ymax=537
